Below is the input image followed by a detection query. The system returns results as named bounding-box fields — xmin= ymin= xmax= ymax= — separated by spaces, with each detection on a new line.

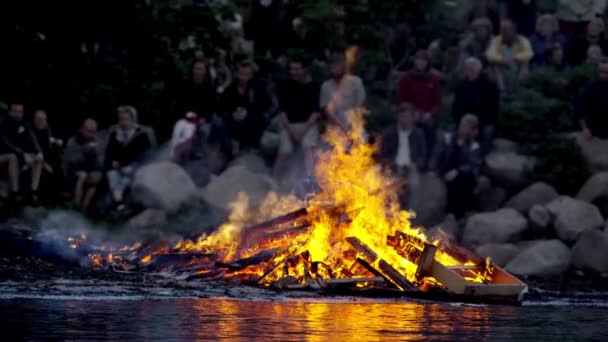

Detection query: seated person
xmin=32 ymin=109 xmax=64 ymax=201
xmin=0 ymin=102 xmax=44 ymax=203
xmin=104 ymin=106 xmax=152 ymax=207
xmin=576 ymin=58 xmax=608 ymax=140
xmin=379 ymin=103 xmax=427 ymax=208
xmin=64 ymin=118 xmax=103 ymax=210
xmin=170 ymin=111 xmax=200 ymax=165
xmin=430 ymin=114 xmax=482 ymax=218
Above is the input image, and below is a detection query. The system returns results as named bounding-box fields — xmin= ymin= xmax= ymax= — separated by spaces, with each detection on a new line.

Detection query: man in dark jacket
xmin=32 ymin=109 xmax=64 ymax=202
xmin=577 ymin=57 xmax=608 ymax=139
xmin=452 ymin=57 xmax=500 ymax=155
xmin=379 ymin=103 xmax=427 ymax=208
xmin=64 ymin=118 xmax=103 ymax=210
xmin=566 ymin=19 xmax=608 ymax=66
xmin=104 ymin=106 xmax=152 ymax=206
xmin=0 ymin=102 xmax=44 ymax=203
xmin=221 ymin=61 xmax=274 ymax=155
xmin=430 ymin=114 xmax=482 ymax=218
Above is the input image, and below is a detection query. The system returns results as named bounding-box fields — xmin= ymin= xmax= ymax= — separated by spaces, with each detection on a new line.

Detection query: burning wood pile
xmin=81 ymin=112 xmax=526 ymax=303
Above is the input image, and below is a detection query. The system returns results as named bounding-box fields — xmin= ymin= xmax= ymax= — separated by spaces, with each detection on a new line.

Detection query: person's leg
xmin=106 ymin=169 xmax=122 ymax=202
xmin=29 ymin=156 xmax=43 ymax=192
xmin=83 ymin=172 xmax=102 ymax=209
xmin=0 ymin=154 xmax=20 ymax=193
xmin=74 ymin=171 xmax=88 ymax=206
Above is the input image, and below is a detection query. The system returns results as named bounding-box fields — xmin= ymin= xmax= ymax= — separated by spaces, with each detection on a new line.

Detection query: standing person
xmin=430 ymin=114 xmax=482 ymax=219
xmin=397 ymin=50 xmax=442 ymax=166
xmin=249 ymin=0 xmax=284 ymax=57
xmin=173 ymin=59 xmax=217 ymax=129
xmin=0 ymin=102 xmax=44 ymax=203
xmin=486 ymin=19 xmax=534 ymax=91
xmin=379 ymin=103 xmax=427 ymax=208
xmin=64 ymin=118 xmax=103 ymax=210
xmin=460 ymin=17 xmax=494 ymax=67
xmin=104 ymin=106 xmax=152 ymax=207
xmin=566 ymin=18 xmax=608 ymax=66
xmin=221 ymin=61 xmax=274 ymax=156
xmin=273 ymin=58 xmax=320 ymax=182
xmin=576 ymin=57 xmax=608 ymax=139
xmin=452 ymin=57 xmax=500 ymax=155
xmin=557 ymin=0 xmax=607 ymax=39
xmin=529 ymin=14 xmax=568 ymax=66
xmin=32 ymin=110 xmax=64 ymax=202
xmin=320 ymin=54 xmax=367 ymax=132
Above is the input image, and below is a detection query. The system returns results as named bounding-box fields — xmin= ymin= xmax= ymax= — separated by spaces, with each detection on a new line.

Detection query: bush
xmin=530 ymin=136 xmax=591 ymax=195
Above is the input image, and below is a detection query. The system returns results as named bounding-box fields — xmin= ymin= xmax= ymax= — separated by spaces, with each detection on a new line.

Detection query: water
xmin=1 ymin=296 xmax=607 ymax=341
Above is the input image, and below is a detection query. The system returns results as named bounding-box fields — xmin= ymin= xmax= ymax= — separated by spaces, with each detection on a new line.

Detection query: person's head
xmin=500 ymin=19 xmax=517 ymax=43
xmin=117 ymin=106 xmax=137 ymax=129
xmin=464 ymin=57 xmax=483 ymax=81
xmin=33 ymin=109 xmax=48 ymax=130
xmin=236 ymin=61 xmax=254 ymax=86
xmin=329 ymin=55 xmax=346 ymax=80
xmin=8 ymin=103 xmax=24 ymax=122
xmin=81 ymin=118 xmax=98 ymax=141
xmin=413 ymin=50 xmax=431 ymax=73
xmin=598 ymin=57 xmax=608 ymax=81
xmin=472 ymin=17 xmax=493 ymax=41
xmin=292 ymin=17 xmax=305 ymax=36
xmin=397 ymin=103 xmax=415 ymax=130
xmin=458 ymin=114 xmax=479 ymax=140
xmin=587 ymin=19 xmax=605 ymax=42
xmin=588 ymin=45 xmax=603 ymax=64
xmin=536 ymin=14 xmax=558 ymax=38
xmin=192 ymin=59 xmax=208 ymax=84
xmin=288 ymin=59 xmax=307 ymax=82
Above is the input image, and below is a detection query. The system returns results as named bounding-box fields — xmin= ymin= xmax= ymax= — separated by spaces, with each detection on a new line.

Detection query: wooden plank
xmin=241 ymin=208 xmax=309 ymax=236
xmin=430 ymin=262 xmax=469 ymax=294
xmin=215 ymin=249 xmax=278 ymax=271
xmin=377 ymin=260 xmax=419 ymax=291
xmin=415 ymin=244 xmax=437 ymax=280
xmin=325 ymin=277 xmax=385 ymax=286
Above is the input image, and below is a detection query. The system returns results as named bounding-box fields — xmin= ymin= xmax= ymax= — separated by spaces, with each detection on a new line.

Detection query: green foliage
xmin=530 ymin=136 xmax=591 ymax=195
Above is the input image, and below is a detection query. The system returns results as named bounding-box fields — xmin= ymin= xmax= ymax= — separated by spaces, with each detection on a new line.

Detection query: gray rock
xmin=505 ymin=182 xmax=559 ymax=213
xmin=227 ymin=152 xmax=270 ymax=175
xmin=493 ymin=138 xmax=519 ymax=154
xmin=546 ymin=196 xmax=604 ymax=242
xmin=571 ymin=229 xmax=608 ymax=274
xmin=485 ymin=152 xmax=533 ymax=189
xmin=202 ymin=165 xmax=277 ymax=211
xmin=462 ymin=208 xmax=528 ymax=247
xmin=132 ymin=162 xmax=198 ymax=213
xmin=410 ymin=173 xmax=447 ymax=227
xmin=127 ymin=209 xmax=167 ymax=229
xmin=476 ymin=186 xmax=507 ymax=212
xmin=476 ymin=176 xmax=492 ymax=194
xmin=475 ymin=243 xmax=520 ymax=267
xmin=427 ymin=214 xmax=459 ymax=241
xmin=505 ymin=239 xmax=571 ymax=277
xmin=572 ymin=132 xmax=608 ymax=172
xmin=576 ymin=172 xmax=608 ymax=203
xmin=529 ymin=204 xmax=552 ymax=229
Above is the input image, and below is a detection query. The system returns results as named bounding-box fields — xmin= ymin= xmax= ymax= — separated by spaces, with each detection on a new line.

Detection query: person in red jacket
xmin=397 ymin=50 xmax=442 ymax=167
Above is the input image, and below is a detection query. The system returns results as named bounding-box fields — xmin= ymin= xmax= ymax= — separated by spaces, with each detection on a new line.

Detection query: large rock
xmin=202 ymin=165 xmax=277 ymax=211
xmin=127 ymin=209 xmax=167 ymax=229
xmin=493 ymin=138 xmax=519 ymax=154
xmin=576 ymin=172 xmax=608 ymax=203
xmin=505 ymin=182 xmax=559 ymax=213
xmin=570 ymin=229 xmax=608 ymax=274
xmin=462 ymin=208 xmax=528 ymax=247
xmin=410 ymin=173 xmax=447 ymax=227
xmin=528 ymin=204 xmax=552 ymax=232
xmin=546 ymin=196 xmax=604 ymax=242
xmin=505 ymin=239 xmax=571 ymax=277
xmin=132 ymin=162 xmax=198 ymax=213
xmin=227 ymin=152 xmax=270 ymax=175
xmin=427 ymin=214 xmax=459 ymax=241
xmin=572 ymin=132 xmax=608 ymax=172
xmin=475 ymin=243 xmax=520 ymax=267
xmin=485 ymin=152 xmax=533 ymax=189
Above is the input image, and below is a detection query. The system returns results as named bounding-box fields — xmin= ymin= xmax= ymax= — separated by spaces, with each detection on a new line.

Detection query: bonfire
xmin=85 ymin=110 xmax=526 ymax=303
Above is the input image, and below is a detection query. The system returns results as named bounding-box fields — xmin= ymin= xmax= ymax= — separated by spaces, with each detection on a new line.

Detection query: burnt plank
xmin=216 ymin=248 xmax=279 ymax=271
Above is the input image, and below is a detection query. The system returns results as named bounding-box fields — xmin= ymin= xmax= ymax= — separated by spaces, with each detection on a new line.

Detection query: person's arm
xmin=354 ymin=76 xmax=366 ymax=107
xmin=458 ymin=141 xmax=483 ymax=179
xmin=515 ymin=36 xmax=534 ymax=63
xmin=63 ymin=137 xmax=85 ymax=167
xmin=485 ymin=37 xmax=504 ymax=64
xmin=27 ymin=127 xmax=42 ymax=155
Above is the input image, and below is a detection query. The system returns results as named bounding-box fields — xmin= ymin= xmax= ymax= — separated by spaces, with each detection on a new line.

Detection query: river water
xmin=1 ymin=296 xmax=607 ymax=341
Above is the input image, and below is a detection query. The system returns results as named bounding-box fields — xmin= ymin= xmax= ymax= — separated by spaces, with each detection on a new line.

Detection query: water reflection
xmin=0 ymin=298 xmax=606 ymax=341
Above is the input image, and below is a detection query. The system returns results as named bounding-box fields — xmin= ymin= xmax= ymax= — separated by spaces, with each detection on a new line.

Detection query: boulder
xmin=572 ymin=132 xmax=608 ymax=172
xmin=227 ymin=152 xmax=270 ymax=175
xmin=505 ymin=239 xmax=571 ymax=277
xmin=570 ymin=229 xmax=608 ymax=274
xmin=427 ymin=214 xmax=459 ymax=241
xmin=485 ymin=152 xmax=533 ymax=189
xmin=546 ymin=196 xmax=604 ymax=242
xmin=475 ymin=243 xmax=520 ymax=267
xmin=528 ymin=204 xmax=552 ymax=229
xmin=410 ymin=173 xmax=447 ymax=227
xmin=505 ymin=182 xmax=559 ymax=213
xmin=127 ymin=209 xmax=167 ymax=229
xmin=202 ymin=165 xmax=277 ymax=211
xmin=576 ymin=172 xmax=608 ymax=203
xmin=492 ymin=138 xmax=519 ymax=154
xmin=131 ymin=162 xmax=198 ymax=213
xmin=462 ymin=208 xmax=528 ymax=247
xmin=476 ymin=186 xmax=507 ymax=212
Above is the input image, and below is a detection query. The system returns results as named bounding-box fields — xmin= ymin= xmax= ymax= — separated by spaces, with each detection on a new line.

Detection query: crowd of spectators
xmin=2 ymin=0 xmax=608 ymax=220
